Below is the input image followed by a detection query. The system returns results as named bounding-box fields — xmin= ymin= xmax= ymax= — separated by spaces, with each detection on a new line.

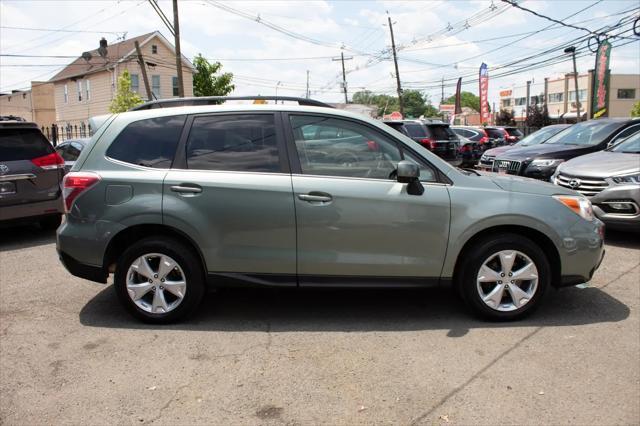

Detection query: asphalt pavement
xmin=0 ymin=225 xmax=638 ymax=425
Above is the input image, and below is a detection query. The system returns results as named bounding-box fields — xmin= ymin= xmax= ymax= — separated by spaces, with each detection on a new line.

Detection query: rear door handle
xmin=170 ymin=185 xmax=202 ymax=194
xmin=298 ymin=192 xmax=332 ymax=203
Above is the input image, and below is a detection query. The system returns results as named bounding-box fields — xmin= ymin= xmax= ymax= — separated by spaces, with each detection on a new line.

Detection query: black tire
xmin=114 ymin=237 xmax=205 ymax=324
xmin=457 ymin=233 xmax=550 ymax=321
xmin=39 ymin=214 xmax=62 ymax=231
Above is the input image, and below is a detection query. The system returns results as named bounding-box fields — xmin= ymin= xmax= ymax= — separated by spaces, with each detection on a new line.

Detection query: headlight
xmin=531 ymin=159 xmax=564 ymax=167
xmin=553 ymin=195 xmax=594 ymax=221
xmin=612 ymin=173 xmax=640 ymax=184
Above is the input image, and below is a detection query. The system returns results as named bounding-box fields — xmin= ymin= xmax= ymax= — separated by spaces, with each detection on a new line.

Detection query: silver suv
xmin=56 ymin=97 xmax=605 ymax=323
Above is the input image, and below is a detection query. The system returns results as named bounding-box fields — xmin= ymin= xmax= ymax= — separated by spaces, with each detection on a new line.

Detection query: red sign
xmin=389 ymin=111 xmax=403 ymax=120
xmin=439 ymin=104 xmax=455 ymax=112
xmin=479 ymin=63 xmax=489 ymax=124
xmin=499 ymin=90 xmax=512 ymax=97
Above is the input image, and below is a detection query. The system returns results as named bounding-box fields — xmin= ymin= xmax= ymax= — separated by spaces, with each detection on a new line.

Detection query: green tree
xmin=109 ymin=69 xmax=143 ymax=113
xmin=352 ymin=89 xmax=438 ymax=118
xmin=631 ymin=100 xmax=640 ymax=117
xmin=526 ymin=104 xmax=551 ymax=128
xmin=193 ymin=54 xmax=234 ymax=98
xmin=442 ymin=91 xmax=481 ymax=112
xmin=496 ymin=109 xmax=516 ymax=125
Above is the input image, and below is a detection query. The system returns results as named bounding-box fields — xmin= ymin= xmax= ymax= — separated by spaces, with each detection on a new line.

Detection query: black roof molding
xmin=130 ymin=96 xmax=334 ymax=111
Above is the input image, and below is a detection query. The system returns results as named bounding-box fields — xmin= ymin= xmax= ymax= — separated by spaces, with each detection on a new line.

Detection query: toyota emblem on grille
xmin=0 ymin=164 xmax=8 ymax=175
xmin=568 ymin=178 xmax=581 ymax=189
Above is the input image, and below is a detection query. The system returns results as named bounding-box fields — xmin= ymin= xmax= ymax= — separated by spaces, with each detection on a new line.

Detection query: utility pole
xmin=332 ymin=51 xmax=353 ymax=104
xmin=172 ymin=0 xmax=184 ymax=97
xmin=134 ymin=41 xmax=153 ymax=100
xmin=386 ymin=13 xmax=404 ymax=116
xmin=441 ymin=76 xmax=444 ymax=104
xmin=306 ymin=70 xmax=310 ymax=99
xmin=525 ymin=80 xmax=531 ymax=124
xmin=564 ymin=46 xmax=581 ymax=122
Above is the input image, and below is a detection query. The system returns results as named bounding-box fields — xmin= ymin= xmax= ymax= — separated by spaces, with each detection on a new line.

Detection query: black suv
xmin=0 ymin=121 xmax=65 ymax=229
xmin=491 ymin=118 xmax=640 ymax=180
xmin=384 ymin=120 xmax=462 ymax=166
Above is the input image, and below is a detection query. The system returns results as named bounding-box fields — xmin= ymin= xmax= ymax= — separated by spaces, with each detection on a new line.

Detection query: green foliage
xmin=442 ymin=91 xmax=481 ymax=112
xmin=526 ymin=104 xmax=551 ymax=127
xmin=109 ymin=70 xmax=143 ymax=113
xmin=631 ymin=100 xmax=640 ymax=117
xmin=193 ymin=54 xmax=235 ymax=98
xmin=351 ymin=89 xmax=439 ymax=118
xmin=496 ymin=109 xmax=516 ymax=126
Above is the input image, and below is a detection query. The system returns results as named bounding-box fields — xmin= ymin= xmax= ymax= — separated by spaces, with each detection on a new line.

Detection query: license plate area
xmin=0 ymin=181 xmax=16 ymax=195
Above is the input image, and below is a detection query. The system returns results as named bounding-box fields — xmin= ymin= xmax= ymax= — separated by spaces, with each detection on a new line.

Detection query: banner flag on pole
xmin=592 ymin=40 xmax=612 ymax=118
xmin=479 ymin=63 xmax=490 ymax=124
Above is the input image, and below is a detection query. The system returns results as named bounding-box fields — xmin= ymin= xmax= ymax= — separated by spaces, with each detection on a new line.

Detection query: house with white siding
xmin=49 ymin=31 xmax=194 ymax=132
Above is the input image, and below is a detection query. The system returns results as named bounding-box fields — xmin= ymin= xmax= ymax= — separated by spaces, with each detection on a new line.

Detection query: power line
xmin=501 ymin=0 xmax=604 ymax=36
xmin=0 ymin=26 xmax=125 ymax=35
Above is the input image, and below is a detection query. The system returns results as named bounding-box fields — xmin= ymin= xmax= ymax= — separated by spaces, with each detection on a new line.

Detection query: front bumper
xmin=555 ymin=218 xmax=606 ymax=287
xmin=590 ymin=184 xmax=640 ymax=231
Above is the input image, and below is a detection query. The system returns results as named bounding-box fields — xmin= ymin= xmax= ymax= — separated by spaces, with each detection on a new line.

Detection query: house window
xmin=172 ymin=76 xmax=179 ymax=96
xmin=568 ymin=89 xmax=587 ymax=102
xmin=77 ymin=80 xmax=83 ymax=102
xmin=130 ymin=74 xmax=139 ymax=93
xmin=151 ymin=75 xmax=160 ymax=99
xmin=514 ymin=97 xmax=527 ymax=106
xmin=617 ymin=89 xmax=636 ymax=99
xmin=548 ymin=92 xmax=563 ymax=103
xmin=502 ymin=99 xmax=511 ymax=107
xmin=64 ymin=84 xmax=68 ymax=103
xmin=151 ymin=44 xmax=158 ymax=54
xmin=22 ymin=93 xmax=26 ymax=99
xmin=85 ymin=79 xmax=91 ymax=101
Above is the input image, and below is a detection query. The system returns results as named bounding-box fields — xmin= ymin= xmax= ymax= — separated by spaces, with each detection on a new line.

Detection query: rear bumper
xmin=0 ymin=197 xmax=63 ymax=222
xmin=57 ymin=249 xmax=108 ymax=284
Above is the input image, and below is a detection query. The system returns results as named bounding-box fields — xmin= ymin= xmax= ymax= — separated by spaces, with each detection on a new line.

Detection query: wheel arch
xmin=103 ymin=224 xmax=207 ymax=275
xmin=451 ymin=224 xmax=561 ymax=288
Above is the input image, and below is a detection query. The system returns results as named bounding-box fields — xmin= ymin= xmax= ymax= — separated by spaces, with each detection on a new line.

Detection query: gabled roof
xmin=49 ymin=31 xmax=194 ymax=83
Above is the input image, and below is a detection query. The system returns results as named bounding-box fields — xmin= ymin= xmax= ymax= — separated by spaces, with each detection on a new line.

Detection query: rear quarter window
xmin=106 ymin=115 xmax=186 ymax=168
xmin=0 ymin=128 xmax=53 ymax=161
xmin=427 ymin=125 xmax=456 ymax=140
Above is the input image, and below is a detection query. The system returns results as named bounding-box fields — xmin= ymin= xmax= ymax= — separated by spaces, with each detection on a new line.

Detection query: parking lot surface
xmin=0 ymin=226 xmax=638 ymax=425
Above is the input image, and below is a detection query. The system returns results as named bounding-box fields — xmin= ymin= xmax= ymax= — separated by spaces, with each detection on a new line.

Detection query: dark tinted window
xmin=504 ymin=127 xmax=523 ymax=137
xmin=404 ymin=123 xmax=426 ymax=137
xmin=106 ymin=115 xmax=185 ymax=168
xmin=545 ymin=120 xmax=627 ymax=146
xmin=186 ymin=114 xmax=280 ymax=172
xmin=611 ymin=131 xmax=640 ymax=153
xmin=427 ymin=125 xmax=456 ymax=140
xmin=66 ymin=142 xmax=82 ymax=160
xmin=486 ymin=128 xmax=505 ymax=139
xmin=0 ymin=128 xmax=53 ymax=161
xmin=610 ymin=124 xmax=640 ymax=144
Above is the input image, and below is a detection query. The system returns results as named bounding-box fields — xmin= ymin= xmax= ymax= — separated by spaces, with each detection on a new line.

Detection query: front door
xmin=163 ymin=112 xmax=296 ymax=284
xmin=285 ymin=114 xmax=451 ymax=285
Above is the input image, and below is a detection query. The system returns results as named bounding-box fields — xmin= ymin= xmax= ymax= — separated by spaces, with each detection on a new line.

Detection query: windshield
xmin=610 ymin=131 xmax=640 ymax=153
xmin=518 ymin=126 xmax=569 ymax=146
xmin=545 ymin=120 xmax=624 ymax=145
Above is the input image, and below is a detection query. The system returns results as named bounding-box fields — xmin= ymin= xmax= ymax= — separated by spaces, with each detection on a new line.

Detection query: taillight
xmin=31 ymin=152 xmax=64 ymax=170
xmin=62 ymin=172 xmax=100 ymax=212
xmin=460 ymin=144 xmax=471 ymax=152
xmin=479 ymin=136 xmax=489 ymax=144
xmin=420 ymin=138 xmax=436 ymax=150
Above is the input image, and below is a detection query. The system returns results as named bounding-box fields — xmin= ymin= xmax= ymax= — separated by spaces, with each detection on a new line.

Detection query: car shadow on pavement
xmin=605 ymin=229 xmax=640 ymax=250
xmin=0 ymin=224 xmax=57 ymax=252
xmin=79 ymin=285 xmax=629 ymax=335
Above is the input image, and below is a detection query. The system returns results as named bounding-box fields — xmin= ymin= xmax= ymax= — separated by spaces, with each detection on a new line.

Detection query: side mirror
xmin=396 ymin=160 xmax=424 ymax=196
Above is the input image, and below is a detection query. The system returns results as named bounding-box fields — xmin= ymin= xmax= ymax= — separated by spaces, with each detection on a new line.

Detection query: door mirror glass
xmin=396 ymin=160 xmax=419 ymax=183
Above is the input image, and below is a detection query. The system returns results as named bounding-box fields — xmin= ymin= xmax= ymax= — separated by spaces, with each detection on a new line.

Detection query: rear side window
xmin=404 ymin=123 xmax=426 ymax=137
xmin=106 ymin=115 xmax=186 ymax=168
xmin=427 ymin=125 xmax=456 ymax=140
xmin=0 ymin=128 xmax=53 ymax=161
xmin=186 ymin=114 xmax=280 ymax=173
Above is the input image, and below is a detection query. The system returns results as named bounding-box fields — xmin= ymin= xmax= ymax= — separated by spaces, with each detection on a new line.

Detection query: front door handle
xmin=170 ymin=185 xmax=202 ymax=194
xmin=298 ymin=192 xmax=332 ymax=203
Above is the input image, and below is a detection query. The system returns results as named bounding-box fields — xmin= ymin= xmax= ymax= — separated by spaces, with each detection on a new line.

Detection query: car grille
xmin=480 ymin=155 xmax=495 ymax=167
xmin=556 ymin=173 xmax=609 ymax=196
xmin=492 ymin=159 xmax=521 ymax=174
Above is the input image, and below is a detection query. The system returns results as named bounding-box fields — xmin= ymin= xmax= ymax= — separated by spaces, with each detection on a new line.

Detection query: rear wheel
xmin=39 ymin=214 xmax=62 ymax=231
xmin=114 ymin=237 xmax=205 ymax=323
xmin=457 ymin=233 xmax=550 ymax=321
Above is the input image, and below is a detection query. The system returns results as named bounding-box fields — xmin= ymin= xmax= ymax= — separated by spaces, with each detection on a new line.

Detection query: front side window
xmin=151 ymin=75 xmax=160 ymax=99
xmin=610 ymin=131 xmax=640 ymax=153
xmin=106 ymin=115 xmax=186 ymax=168
xmin=610 ymin=124 xmax=640 ymax=145
xmin=545 ymin=120 xmax=625 ymax=146
xmin=617 ymin=89 xmax=636 ymax=99
xmin=186 ymin=114 xmax=281 ymax=173
xmin=290 ymin=115 xmax=402 ymax=180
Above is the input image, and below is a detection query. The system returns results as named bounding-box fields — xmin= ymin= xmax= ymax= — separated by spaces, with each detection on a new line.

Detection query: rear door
xmin=163 ymin=112 xmax=296 ymax=283
xmin=0 ymin=127 xmax=62 ymax=213
xmin=285 ymin=113 xmax=450 ymax=285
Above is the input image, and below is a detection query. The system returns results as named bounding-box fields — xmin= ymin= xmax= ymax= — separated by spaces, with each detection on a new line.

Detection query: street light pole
xmin=564 ymin=46 xmax=581 ymax=122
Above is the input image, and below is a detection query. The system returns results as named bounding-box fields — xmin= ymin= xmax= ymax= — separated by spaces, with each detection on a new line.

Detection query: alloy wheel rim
xmin=476 ymin=250 xmax=539 ymax=312
xmin=126 ymin=253 xmax=187 ymax=314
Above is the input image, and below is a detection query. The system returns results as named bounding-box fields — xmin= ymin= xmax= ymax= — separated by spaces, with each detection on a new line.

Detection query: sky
xmin=1 ymin=0 xmax=639 ymax=107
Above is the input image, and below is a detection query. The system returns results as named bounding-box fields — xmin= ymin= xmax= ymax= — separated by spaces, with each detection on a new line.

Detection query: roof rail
xmin=130 ymin=96 xmax=334 ymax=111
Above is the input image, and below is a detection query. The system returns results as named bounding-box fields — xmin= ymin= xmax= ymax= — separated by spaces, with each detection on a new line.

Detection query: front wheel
xmin=458 ymin=233 xmax=550 ymax=321
xmin=114 ymin=237 xmax=205 ymax=324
